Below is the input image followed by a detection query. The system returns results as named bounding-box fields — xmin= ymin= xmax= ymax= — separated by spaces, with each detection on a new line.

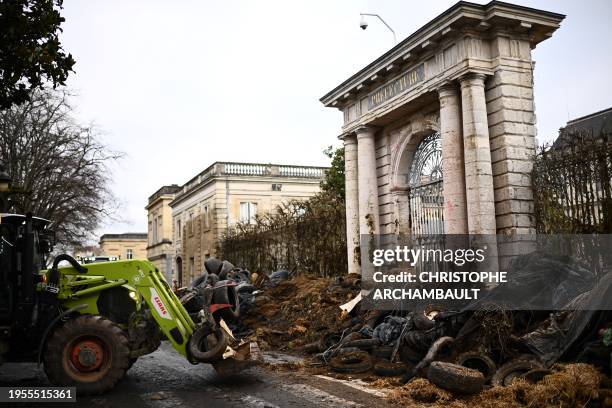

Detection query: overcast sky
xmin=59 ymin=0 xmax=612 ymax=238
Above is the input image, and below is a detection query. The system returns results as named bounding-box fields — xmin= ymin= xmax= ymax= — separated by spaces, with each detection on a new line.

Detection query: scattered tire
xmin=127 ymin=357 xmax=138 ymax=370
xmin=204 ymin=258 xmax=223 ymax=275
xmin=180 ymin=290 xmax=202 ymax=313
xmin=427 ymin=361 xmax=485 ymax=394
xmin=412 ymin=312 xmax=436 ymax=330
xmin=236 ymin=282 xmax=255 ymax=294
xmin=342 ymin=338 xmax=381 ymax=350
xmin=208 ymin=273 xmax=220 ymax=287
xmin=302 ymin=342 xmax=320 ymax=354
xmin=319 ymin=333 xmax=341 ymax=351
xmin=330 ymin=351 xmax=373 ymax=374
xmin=521 ymin=368 xmax=551 ymax=384
xmin=218 ymin=261 xmax=235 ymax=280
xmin=491 ymin=357 xmax=544 ymax=387
xmin=189 ymin=272 xmax=209 ymax=289
xmin=455 ymin=352 xmax=497 ymax=383
xmin=212 ymin=280 xmax=240 ymax=321
xmin=188 ymin=325 xmax=227 ymax=363
xmin=374 ymin=360 xmax=410 ymax=377
xmin=372 ymin=345 xmax=394 ymax=360
xmin=43 ymin=315 xmax=130 ymax=395
xmin=399 ymin=346 xmax=425 ymax=364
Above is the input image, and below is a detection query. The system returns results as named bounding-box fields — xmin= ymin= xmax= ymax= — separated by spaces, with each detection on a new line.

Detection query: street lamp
xmin=359 ymin=13 xmax=397 ymax=44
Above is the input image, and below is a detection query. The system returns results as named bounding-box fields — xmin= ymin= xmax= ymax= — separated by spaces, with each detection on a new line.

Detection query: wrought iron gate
xmin=408 ymin=132 xmax=445 ymax=272
xmin=408 ymin=132 xmax=445 ymax=236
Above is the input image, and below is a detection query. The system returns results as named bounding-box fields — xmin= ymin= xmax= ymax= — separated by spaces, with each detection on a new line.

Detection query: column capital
xmin=458 ymin=72 xmax=487 ymax=89
xmin=437 ymin=81 xmax=459 ymax=99
xmin=342 ymin=133 xmax=357 ymax=146
xmin=354 ymin=125 xmax=377 ymax=140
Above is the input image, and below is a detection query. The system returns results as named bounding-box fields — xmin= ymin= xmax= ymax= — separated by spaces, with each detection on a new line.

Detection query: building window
xmin=126 ymin=249 xmax=133 ymax=260
xmin=203 ymin=205 xmax=210 ymax=228
xmin=152 ymin=218 xmax=158 ymax=243
xmin=272 ymin=183 xmax=282 ymax=191
xmin=177 ymin=219 xmax=181 ymax=238
xmin=188 ymin=212 xmax=194 ymax=235
xmin=157 ymin=216 xmax=162 ymax=242
xmin=239 ymin=202 xmax=257 ymax=224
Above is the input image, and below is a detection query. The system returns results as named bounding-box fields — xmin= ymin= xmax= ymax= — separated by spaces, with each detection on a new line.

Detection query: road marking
xmin=281 ymin=382 xmax=363 ymax=407
xmin=241 ymin=395 xmax=281 ymax=408
xmin=315 ymin=375 xmax=389 ymax=398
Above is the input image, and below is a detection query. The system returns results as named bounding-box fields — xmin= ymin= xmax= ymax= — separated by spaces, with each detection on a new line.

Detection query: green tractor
xmin=0 ymin=172 xmax=240 ymax=394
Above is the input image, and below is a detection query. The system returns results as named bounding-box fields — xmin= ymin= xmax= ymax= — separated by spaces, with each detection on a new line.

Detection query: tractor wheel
xmin=44 ymin=315 xmax=130 ymax=395
xmin=127 ymin=357 xmax=138 ymax=370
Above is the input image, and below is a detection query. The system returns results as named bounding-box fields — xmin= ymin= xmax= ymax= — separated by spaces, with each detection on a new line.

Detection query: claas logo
xmin=150 ymin=288 xmax=172 ymax=319
xmin=154 ymin=296 xmax=168 ymax=315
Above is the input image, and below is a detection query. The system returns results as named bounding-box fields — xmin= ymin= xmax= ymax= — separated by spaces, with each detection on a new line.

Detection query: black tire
xmin=212 ymin=280 xmax=240 ymax=321
xmin=180 ymin=290 xmax=202 ymax=313
xmin=455 ymin=352 xmax=497 ymax=383
xmin=399 ymin=346 xmax=425 ymax=364
xmin=43 ymin=315 xmax=130 ymax=395
xmin=427 ymin=361 xmax=485 ymax=394
xmin=342 ymin=338 xmax=381 ymax=350
xmin=218 ymin=261 xmax=234 ymax=280
xmin=372 ymin=345 xmax=394 ymax=360
xmin=127 ymin=357 xmax=138 ymax=370
xmin=374 ymin=361 xmax=410 ymax=377
xmin=189 ymin=272 xmax=209 ymax=289
xmin=188 ymin=325 xmax=227 ymax=363
xmin=412 ymin=312 xmax=435 ymax=330
xmin=521 ymin=368 xmax=551 ymax=383
xmin=330 ymin=351 xmax=372 ymax=374
xmin=491 ymin=357 xmax=543 ymax=387
xmin=204 ymin=258 xmax=223 ymax=275
xmin=208 ymin=273 xmax=220 ymax=287
xmin=236 ymin=282 xmax=255 ymax=294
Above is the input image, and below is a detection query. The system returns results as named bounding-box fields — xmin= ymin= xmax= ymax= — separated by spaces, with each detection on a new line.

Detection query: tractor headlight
xmin=129 ymin=291 xmax=137 ymax=300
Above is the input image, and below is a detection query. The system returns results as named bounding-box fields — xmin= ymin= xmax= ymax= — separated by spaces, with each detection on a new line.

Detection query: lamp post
xmin=359 ymin=13 xmax=397 ymax=44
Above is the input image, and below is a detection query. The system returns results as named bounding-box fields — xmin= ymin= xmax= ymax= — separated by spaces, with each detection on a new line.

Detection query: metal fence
xmin=533 ymin=131 xmax=612 ymax=234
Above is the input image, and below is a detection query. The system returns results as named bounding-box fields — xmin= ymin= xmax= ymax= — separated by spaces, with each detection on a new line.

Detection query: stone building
xmin=145 ymin=185 xmax=181 ymax=282
xmin=169 ymin=162 xmax=327 ymax=286
xmin=99 ymin=233 xmax=147 ymax=261
xmin=320 ymin=1 xmax=564 ymax=274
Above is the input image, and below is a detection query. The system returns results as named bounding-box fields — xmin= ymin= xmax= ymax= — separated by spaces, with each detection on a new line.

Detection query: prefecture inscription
xmin=368 ymin=64 xmax=425 ymax=109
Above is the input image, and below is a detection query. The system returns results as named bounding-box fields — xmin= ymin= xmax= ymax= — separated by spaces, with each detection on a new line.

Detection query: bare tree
xmin=0 ymin=89 xmax=123 ymax=246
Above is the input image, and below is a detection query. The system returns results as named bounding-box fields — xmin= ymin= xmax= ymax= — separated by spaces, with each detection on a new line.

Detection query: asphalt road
xmin=0 ymin=342 xmax=394 ymax=408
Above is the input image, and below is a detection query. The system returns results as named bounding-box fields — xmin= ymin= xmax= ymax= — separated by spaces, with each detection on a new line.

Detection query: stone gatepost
xmin=343 ymin=134 xmax=361 ymax=275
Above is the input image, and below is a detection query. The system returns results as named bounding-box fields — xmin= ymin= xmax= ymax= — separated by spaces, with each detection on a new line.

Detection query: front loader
xmin=0 ymin=212 xmax=244 ymax=394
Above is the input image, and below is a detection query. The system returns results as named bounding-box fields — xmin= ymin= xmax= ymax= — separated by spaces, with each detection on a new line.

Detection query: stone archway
xmin=389 ymin=117 xmax=441 ymax=236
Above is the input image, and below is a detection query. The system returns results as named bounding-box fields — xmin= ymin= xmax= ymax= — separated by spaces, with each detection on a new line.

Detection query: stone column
xmin=459 ymin=73 xmax=497 ymax=235
xmin=438 ymin=82 xmax=468 ymax=234
xmin=356 ymin=125 xmax=380 ymax=236
xmin=343 ymin=134 xmax=361 ymax=275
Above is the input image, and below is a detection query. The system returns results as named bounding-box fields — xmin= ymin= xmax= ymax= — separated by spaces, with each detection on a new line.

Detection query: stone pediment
xmin=320 ymin=1 xmax=564 ymax=132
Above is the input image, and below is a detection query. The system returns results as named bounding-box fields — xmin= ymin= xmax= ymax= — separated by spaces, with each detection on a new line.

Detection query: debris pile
xmin=180 ymin=255 xmax=612 ymax=406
